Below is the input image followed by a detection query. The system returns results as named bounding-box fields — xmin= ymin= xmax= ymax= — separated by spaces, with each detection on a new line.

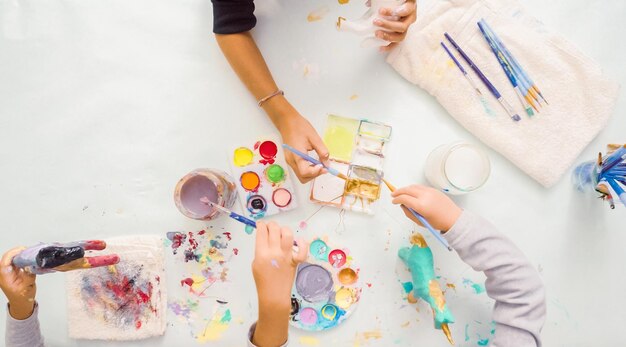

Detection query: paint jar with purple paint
xmin=174 ymin=169 xmax=237 ymax=220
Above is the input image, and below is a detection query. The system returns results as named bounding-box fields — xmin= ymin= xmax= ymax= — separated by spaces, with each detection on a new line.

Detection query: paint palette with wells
xmin=311 ymin=114 xmax=392 ymax=214
xmin=290 ymin=238 xmax=362 ymax=331
xmin=230 ymin=136 xmax=297 ymax=221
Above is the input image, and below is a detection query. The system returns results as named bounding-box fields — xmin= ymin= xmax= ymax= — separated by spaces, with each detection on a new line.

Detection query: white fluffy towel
xmin=387 ymin=0 xmax=619 ymax=188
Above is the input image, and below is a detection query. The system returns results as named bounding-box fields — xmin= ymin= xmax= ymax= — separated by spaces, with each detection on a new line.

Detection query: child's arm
xmin=248 ymin=221 xmax=308 ymax=347
xmin=1 ymin=248 xmax=45 ymax=347
xmin=392 ymin=185 xmax=547 ymax=347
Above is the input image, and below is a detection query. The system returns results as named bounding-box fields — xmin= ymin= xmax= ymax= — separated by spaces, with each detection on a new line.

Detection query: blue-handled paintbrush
xmin=282 ymin=144 xmax=348 ymax=180
xmin=477 ymin=21 xmax=534 ymax=117
xmin=444 ymin=32 xmax=521 ymax=122
xmin=382 ymin=179 xmax=452 ymax=251
xmin=200 ymin=197 xmax=257 ymax=228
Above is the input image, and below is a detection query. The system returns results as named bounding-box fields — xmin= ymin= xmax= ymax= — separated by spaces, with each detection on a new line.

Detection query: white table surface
xmin=0 ymin=0 xmax=625 ymax=346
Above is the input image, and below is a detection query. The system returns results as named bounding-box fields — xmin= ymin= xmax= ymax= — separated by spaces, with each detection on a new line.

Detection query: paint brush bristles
xmin=383 ymin=178 xmax=452 ymax=251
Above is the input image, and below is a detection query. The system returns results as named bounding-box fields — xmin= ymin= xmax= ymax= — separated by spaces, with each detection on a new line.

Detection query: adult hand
xmin=0 ymin=247 xmax=36 ymax=320
xmin=391 ymin=184 xmax=462 ymax=231
xmin=374 ymin=0 xmax=417 ymax=52
xmin=275 ymin=111 xmax=330 ymax=184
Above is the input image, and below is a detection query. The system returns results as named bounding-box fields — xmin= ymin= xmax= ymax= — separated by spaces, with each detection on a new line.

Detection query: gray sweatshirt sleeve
xmin=443 ymin=211 xmax=546 ymax=347
xmin=247 ymin=322 xmax=288 ymax=347
xmin=5 ymin=303 xmax=45 ymax=347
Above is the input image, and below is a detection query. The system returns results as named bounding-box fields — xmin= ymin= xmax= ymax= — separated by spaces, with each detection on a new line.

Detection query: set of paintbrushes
xmin=441 ymin=19 xmax=548 ymax=122
xmin=593 ymin=145 xmax=626 ymax=209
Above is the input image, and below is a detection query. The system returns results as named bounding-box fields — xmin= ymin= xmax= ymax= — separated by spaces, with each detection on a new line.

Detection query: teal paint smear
xmin=477 ymin=338 xmax=489 ymax=346
xmin=221 ymin=309 xmax=232 ymax=323
xmin=472 ymin=283 xmax=486 ymax=294
xmin=480 ymin=97 xmax=496 ymax=117
xmin=398 ymin=241 xmax=454 ymax=329
xmin=462 ymin=278 xmax=486 ymax=294
xmin=245 ymin=225 xmax=254 ymax=235
xmin=402 ymin=282 xmax=414 ymax=294
xmin=465 ymin=324 xmax=470 ymax=341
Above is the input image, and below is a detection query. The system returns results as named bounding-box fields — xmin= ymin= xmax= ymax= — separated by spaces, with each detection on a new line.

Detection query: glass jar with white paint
xmin=424 ymin=142 xmax=491 ymax=195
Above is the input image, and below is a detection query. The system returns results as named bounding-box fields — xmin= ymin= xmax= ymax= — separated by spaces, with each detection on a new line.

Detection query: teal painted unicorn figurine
xmin=399 ymin=232 xmax=455 ymax=345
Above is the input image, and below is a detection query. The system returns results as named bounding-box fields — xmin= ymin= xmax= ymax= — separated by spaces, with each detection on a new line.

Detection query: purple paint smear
xmin=295 ymin=263 xmax=333 ymax=303
xmin=180 ymin=175 xmax=218 ymax=216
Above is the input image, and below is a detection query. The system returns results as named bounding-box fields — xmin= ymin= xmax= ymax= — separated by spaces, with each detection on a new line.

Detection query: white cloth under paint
xmin=387 ymin=0 xmax=619 ymax=188
xmin=65 ymin=235 xmax=167 ymax=341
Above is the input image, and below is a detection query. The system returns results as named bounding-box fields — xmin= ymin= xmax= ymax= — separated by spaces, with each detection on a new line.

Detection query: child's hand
xmin=276 ymin=112 xmax=330 ymax=184
xmin=391 ymin=185 xmax=462 ymax=231
xmin=251 ymin=221 xmax=308 ymax=347
xmin=252 ymin=221 xmax=308 ymax=310
xmin=375 ymin=0 xmax=417 ymax=52
xmin=0 ymin=247 xmax=37 ymax=320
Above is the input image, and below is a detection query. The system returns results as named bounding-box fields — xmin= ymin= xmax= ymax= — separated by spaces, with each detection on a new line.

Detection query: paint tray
xmin=311 ymin=115 xmax=392 ymax=214
xmin=229 ymin=136 xmax=298 ymax=220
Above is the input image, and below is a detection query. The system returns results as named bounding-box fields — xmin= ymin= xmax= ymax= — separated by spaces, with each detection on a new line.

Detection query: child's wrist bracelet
xmin=258 ymin=89 xmax=284 ymax=107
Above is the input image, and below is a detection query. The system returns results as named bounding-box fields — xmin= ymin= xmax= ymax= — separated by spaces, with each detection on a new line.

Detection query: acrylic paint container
xmin=424 ymin=142 xmax=491 ymax=195
xmin=174 ymin=169 xmax=237 ymax=220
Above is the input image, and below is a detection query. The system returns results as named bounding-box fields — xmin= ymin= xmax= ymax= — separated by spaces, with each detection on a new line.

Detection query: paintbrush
xmin=440 ymin=42 xmax=482 ymax=96
xmin=444 ymin=32 xmax=521 ymax=122
xmin=480 ymin=19 xmax=548 ymax=105
xmin=282 ymin=144 xmax=349 ymax=180
xmin=477 ymin=21 xmax=534 ymax=117
xmin=200 ymin=197 xmax=257 ymax=228
xmin=382 ymin=179 xmax=453 ymax=251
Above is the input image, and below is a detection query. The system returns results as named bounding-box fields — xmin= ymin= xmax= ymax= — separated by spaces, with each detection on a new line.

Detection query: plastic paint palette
xmin=290 ymin=238 xmax=362 ymax=331
xmin=230 ymin=137 xmax=297 ymax=220
xmin=311 ymin=114 xmax=392 ymax=214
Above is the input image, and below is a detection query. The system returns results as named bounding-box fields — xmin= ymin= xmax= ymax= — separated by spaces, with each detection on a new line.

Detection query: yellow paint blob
xmin=299 ymin=336 xmax=321 ymax=346
xmin=233 ymin=147 xmax=254 ymax=167
xmin=240 ymin=171 xmax=260 ymax=191
xmin=196 ymin=310 xmax=231 ymax=342
xmin=335 ymin=287 xmax=355 ymax=309
xmin=323 ymin=115 xmax=360 ymax=161
xmin=338 ymin=0 xmax=349 ymax=4
xmin=338 ymin=268 xmax=358 ymax=285
xmin=307 ymin=6 xmax=329 ymax=22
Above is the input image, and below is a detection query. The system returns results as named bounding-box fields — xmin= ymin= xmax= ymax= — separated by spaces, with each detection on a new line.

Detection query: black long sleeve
xmin=211 ymin=0 xmax=256 ymax=34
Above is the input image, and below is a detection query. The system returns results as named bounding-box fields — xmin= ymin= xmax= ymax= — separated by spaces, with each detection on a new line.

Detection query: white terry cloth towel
xmin=66 ymin=235 xmax=166 ymax=340
xmin=386 ymin=0 xmax=620 ymax=188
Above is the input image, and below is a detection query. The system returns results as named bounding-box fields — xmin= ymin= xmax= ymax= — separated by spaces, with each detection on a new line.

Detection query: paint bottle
xmin=424 ymin=142 xmax=490 ymax=195
xmin=174 ymin=169 xmax=237 ymax=220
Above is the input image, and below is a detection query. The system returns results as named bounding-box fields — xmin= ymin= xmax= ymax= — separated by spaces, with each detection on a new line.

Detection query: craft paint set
xmin=290 ymin=238 xmax=362 ymax=331
xmin=230 ymin=136 xmax=298 ymax=221
xmin=311 ymin=115 xmax=392 ymax=214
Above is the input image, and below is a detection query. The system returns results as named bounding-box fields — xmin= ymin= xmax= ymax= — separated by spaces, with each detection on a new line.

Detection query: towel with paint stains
xmin=386 ymin=0 xmax=619 ymax=188
xmin=66 ymin=235 xmax=167 ymax=340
